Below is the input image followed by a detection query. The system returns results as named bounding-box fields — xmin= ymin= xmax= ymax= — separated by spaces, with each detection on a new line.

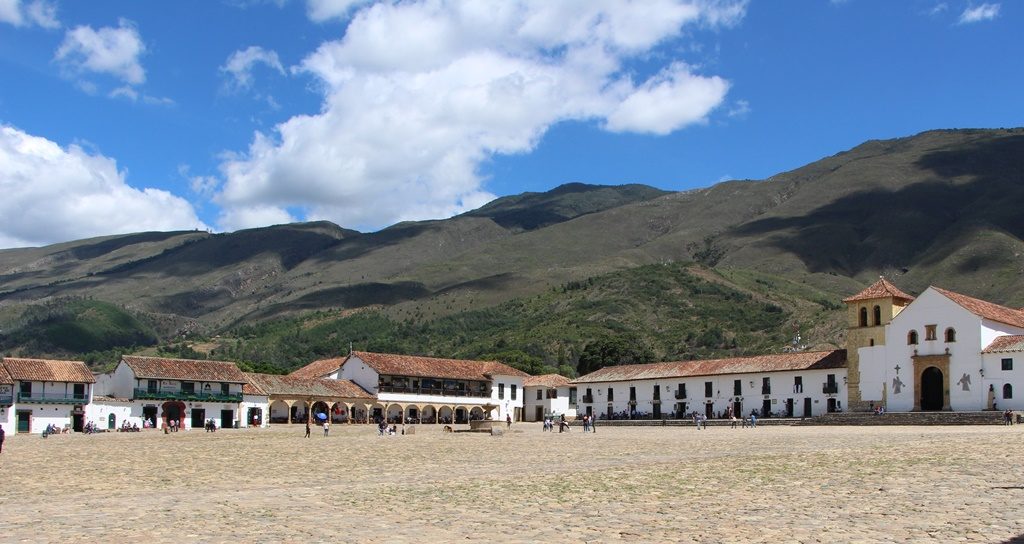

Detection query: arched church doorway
xmin=921 ymin=366 xmax=944 ymax=411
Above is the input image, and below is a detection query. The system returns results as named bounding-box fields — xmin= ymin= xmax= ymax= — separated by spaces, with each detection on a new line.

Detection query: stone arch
xmin=404 ymin=404 xmax=421 ymax=423
xmin=420 ymin=405 xmax=438 ymax=423
xmin=386 ymin=403 xmax=404 ymax=423
xmin=330 ymin=402 xmax=348 ymax=423
xmin=438 ymin=406 xmax=454 ymax=424
xmin=269 ymin=399 xmax=291 ymax=423
xmin=350 ymin=401 xmax=371 ymax=423
xmin=859 ymin=307 xmax=868 ymax=327
xmin=469 ymin=406 xmax=484 ymax=421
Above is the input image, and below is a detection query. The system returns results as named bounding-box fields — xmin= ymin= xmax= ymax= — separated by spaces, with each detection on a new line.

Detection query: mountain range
xmin=1 ymin=128 xmax=1022 ymax=372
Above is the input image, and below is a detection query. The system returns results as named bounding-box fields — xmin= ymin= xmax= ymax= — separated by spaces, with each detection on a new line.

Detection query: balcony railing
xmin=822 ymin=383 xmax=839 ymax=395
xmin=581 ymin=394 xmax=594 ymax=403
xmin=377 ymin=385 xmax=490 ymax=398
xmin=674 ymin=390 xmax=687 ymax=399
xmin=17 ymin=392 xmax=87 ymax=404
xmin=134 ymin=389 xmax=242 ymax=402
xmin=1 ymin=394 xmax=16 ymax=405
xmin=761 ymin=387 xmax=771 ymax=395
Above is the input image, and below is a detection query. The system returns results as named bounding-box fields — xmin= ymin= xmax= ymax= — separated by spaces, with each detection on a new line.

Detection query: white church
xmin=845 ymin=279 xmax=1024 ymax=412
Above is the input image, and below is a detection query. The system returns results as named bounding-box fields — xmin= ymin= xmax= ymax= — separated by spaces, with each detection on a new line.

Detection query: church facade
xmin=846 ymin=279 xmax=1024 ymax=412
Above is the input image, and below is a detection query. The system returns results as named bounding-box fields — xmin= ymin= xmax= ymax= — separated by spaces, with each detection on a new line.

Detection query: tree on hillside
xmin=576 ymin=335 xmax=654 ymax=376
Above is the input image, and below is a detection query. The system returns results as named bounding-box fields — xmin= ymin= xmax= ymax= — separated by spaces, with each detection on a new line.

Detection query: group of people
xmin=1004 ymin=409 xmax=1016 ymax=425
xmin=118 ymin=421 xmax=141 ymax=432
xmin=41 ymin=424 xmax=69 ymax=437
xmin=377 ymin=419 xmax=398 ymax=436
xmin=204 ymin=419 xmax=218 ymax=432
xmin=165 ymin=419 xmax=181 ymax=433
xmin=580 ymin=414 xmax=597 ymax=432
xmin=542 ymin=414 xmax=572 ymax=433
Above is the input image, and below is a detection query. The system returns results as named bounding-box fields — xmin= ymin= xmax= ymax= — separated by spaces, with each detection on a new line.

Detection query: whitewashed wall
xmin=578 ymin=368 xmax=846 ymax=419
xmin=339 ymin=356 xmax=380 ymax=393
xmin=859 ymin=288 xmax=1024 ymax=412
xmin=240 ymin=395 xmax=270 ymax=428
xmin=85 ymin=401 xmax=135 ymax=430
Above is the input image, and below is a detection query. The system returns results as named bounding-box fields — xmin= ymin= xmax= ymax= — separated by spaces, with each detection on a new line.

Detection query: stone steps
xmin=573 ymin=411 xmax=1015 ymax=427
xmin=795 ymin=411 xmax=1012 ymax=426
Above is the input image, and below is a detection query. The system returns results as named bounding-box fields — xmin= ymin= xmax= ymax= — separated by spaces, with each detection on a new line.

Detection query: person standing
xmin=506 ymin=414 xmax=512 ymax=430
xmin=304 ymin=421 xmax=311 ymax=438
xmin=323 ymin=420 xmax=330 ymax=437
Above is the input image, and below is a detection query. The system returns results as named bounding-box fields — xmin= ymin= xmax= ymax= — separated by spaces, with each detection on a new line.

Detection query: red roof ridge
xmin=572 ymin=350 xmax=846 ymax=383
xmin=843 ymin=278 xmax=915 ymax=303
xmin=931 ymin=286 xmax=1024 ymax=329
xmin=349 ymin=351 xmax=529 ymax=379
xmin=523 ymin=374 xmax=571 ymax=387
xmin=2 ymin=357 xmax=95 ymax=383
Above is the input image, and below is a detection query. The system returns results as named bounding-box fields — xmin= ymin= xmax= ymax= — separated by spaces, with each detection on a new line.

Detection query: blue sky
xmin=0 ymin=0 xmax=1019 ymax=248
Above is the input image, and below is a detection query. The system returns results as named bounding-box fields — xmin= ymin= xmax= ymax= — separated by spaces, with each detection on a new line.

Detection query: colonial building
xmin=523 ymin=374 xmax=577 ymax=421
xmin=242 ymin=372 xmax=373 ymax=427
xmin=1 ymin=357 xmax=95 ymax=433
xmin=293 ymin=351 xmax=528 ymax=423
xmin=573 ymin=351 xmax=848 ymax=420
xmin=94 ymin=355 xmax=248 ymax=430
xmin=849 ymin=279 xmax=1024 ymax=412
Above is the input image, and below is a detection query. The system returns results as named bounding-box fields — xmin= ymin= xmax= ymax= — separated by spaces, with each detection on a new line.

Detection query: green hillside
xmin=196 ymin=262 xmax=836 ymax=376
xmin=0 ymin=299 xmax=157 ymax=356
xmin=0 ymin=129 xmax=1022 ymax=370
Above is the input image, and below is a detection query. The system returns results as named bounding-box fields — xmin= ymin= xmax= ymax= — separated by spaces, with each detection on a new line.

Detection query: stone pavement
xmin=0 ymin=424 xmax=1022 ymax=542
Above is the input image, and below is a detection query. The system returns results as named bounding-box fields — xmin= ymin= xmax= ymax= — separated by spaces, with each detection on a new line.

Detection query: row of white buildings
xmin=2 ymin=279 xmax=1022 ymax=433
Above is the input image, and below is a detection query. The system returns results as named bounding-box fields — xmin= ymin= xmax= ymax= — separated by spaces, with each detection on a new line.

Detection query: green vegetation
xmin=0 ymin=299 xmax=157 ymax=358
xmin=205 ymin=262 xmax=796 ymax=375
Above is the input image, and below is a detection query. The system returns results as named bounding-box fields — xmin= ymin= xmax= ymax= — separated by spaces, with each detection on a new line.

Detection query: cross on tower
xmin=894 ymin=364 xmax=901 ymax=375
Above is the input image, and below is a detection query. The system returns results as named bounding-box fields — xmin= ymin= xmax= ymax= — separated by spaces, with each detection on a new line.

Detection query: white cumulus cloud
xmin=221 ymin=46 xmax=287 ymax=90
xmin=0 ymin=125 xmax=207 ymax=248
xmin=217 ymin=0 xmax=746 ymax=232
xmin=0 ymin=0 xmax=59 ymax=28
xmin=959 ymin=3 xmax=1000 ymax=23
xmin=55 ymin=19 xmax=146 ymax=86
xmin=306 ymin=0 xmax=372 ymax=22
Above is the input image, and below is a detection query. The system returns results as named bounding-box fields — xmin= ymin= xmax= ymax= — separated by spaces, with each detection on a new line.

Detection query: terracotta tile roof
xmin=572 ymin=350 xmax=847 ymax=384
xmin=348 ymin=351 xmax=529 ymax=381
xmin=0 ymin=363 xmax=11 ymax=385
xmin=2 ymin=357 xmax=95 ymax=383
xmin=289 ymin=357 xmax=346 ymax=379
xmin=932 ymin=287 xmax=1024 ymax=329
xmin=983 ymin=335 xmax=1024 ymax=353
xmin=843 ymin=278 xmax=915 ymax=303
xmin=244 ymin=372 xmax=373 ymax=399
xmin=523 ymin=374 xmax=571 ymax=388
xmin=121 ymin=356 xmax=247 ymax=383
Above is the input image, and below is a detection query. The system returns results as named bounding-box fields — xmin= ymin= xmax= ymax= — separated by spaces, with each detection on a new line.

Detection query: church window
xmin=869 ymin=338 xmax=875 ymax=346
xmin=1004 ymin=384 xmax=1013 ymax=399
xmin=925 ymin=325 xmax=937 ymax=341
xmin=873 ymin=306 xmax=881 ymax=326
xmin=1002 ymin=358 xmax=1014 ymax=371
xmin=859 ymin=307 xmax=868 ymax=327
xmin=945 ymin=328 xmax=956 ymax=343
xmin=907 ymin=330 xmax=918 ymax=345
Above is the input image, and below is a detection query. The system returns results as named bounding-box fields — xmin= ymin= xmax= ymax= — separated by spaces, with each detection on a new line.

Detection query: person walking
xmin=506 ymin=414 xmax=512 ymax=430
xmin=304 ymin=421 xmax=311 ymax=438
